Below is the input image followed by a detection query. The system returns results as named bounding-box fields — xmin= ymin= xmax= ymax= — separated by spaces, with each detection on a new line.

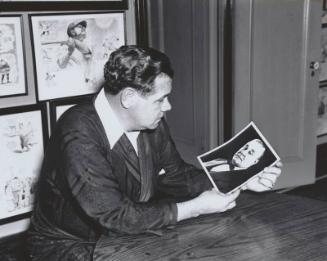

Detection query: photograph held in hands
xmin=197 ymin=122 xmax=280 ymax=194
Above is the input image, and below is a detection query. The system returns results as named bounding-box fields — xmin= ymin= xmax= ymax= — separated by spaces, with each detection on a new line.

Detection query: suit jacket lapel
xmin=137 ymin=132 xmax=154 ymax=202
xmin=113 ymin=133 xmax=141 ymax=183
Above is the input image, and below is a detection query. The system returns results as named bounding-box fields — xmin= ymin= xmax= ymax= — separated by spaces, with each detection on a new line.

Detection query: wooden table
xmin=93 ymin=192 xmax=327 ymax=261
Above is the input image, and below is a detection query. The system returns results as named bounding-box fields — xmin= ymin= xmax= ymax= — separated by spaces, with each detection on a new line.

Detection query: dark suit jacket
xmin=26 ymin=100 xmax=218 ymax=260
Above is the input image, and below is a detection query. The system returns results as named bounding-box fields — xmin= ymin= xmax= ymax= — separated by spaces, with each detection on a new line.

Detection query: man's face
xmin=129 ymin=74 xmax=172 ymax=130
xmin=73 ymin=25 xmax=87 ymax=41
xmin=231 ymin=139 xmax=265 ymax=169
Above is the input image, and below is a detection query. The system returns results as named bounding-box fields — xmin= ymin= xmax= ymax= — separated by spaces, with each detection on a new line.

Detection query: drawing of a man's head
xmin=231 ymin=139 xmax=265 ymax=169
xmin=67 ymin=20 xmax=87 ymax=41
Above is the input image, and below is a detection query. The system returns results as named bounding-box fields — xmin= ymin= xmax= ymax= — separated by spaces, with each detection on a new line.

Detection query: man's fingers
xmin=226 ymin=189 xmax=240 ymax=201
xmin=260 ymin=173 xmax=278 ymax=182
xmin=259 ymin=177 xmax=274 ymax=189
xmin=274 ymin=161 xmax=283 ymax=168
xmin=263 ymin=166 xmax=282 ymax=176
xmin=225 ymin=201 xmax=236 ymax=210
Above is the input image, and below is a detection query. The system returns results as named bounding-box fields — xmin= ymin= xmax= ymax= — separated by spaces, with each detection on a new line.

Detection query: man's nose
xmin=162 ymin=99 xmax=172 ymax=112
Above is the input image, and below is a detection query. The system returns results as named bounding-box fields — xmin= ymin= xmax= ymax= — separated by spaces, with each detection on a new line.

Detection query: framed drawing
xmin=49 ymin=95 xmax=93 ymax=132
xmin=318 ymin=85 xmax=327 ymax=137
xmin=0 ymin=0 xmax=128 ymax=12
xmin=30 ymin=12 xmax=126 ymax=101
xmin=0 ymin=15 xmax=27 ymax=98
xmin=0 ymin=104 xmax=48 ymax=224
xmin=321 ymin=10 xmax=327 ymax=84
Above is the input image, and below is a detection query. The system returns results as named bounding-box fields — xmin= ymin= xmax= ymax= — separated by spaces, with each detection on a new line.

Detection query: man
xmin=26 ymin=45 xmax=281 ymax=260
xmin=203 ymin=139 xmax=266 ymax=172
xmin=57 ymin=20 xmax=93 ymax=83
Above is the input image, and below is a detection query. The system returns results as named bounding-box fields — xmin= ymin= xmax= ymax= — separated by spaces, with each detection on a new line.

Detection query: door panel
xmin=233 ymin=0 xmax=321 ymax=188
xmin=148 ymin=0 xmax=220 ymax=166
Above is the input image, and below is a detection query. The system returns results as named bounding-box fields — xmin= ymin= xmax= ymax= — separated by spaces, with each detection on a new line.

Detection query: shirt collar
xmin=94 ymin=88 xmax=139 ymax=149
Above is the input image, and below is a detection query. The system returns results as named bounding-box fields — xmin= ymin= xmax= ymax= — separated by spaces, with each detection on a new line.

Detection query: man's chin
xmin=149 ymin=122 xmax=160 ymax=129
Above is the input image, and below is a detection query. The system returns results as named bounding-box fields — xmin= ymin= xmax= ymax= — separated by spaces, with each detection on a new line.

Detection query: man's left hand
xmin=241 ymin=161 xmax=282 ymax=192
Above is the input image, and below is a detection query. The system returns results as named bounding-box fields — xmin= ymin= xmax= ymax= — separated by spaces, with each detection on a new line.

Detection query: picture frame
xmin=49 ymin=94 xmax=93 ymax=133
xmin=318 ymin=85 xmax=327 ymax=137
xmin=321 ymin=11 xmax=327 ymax=85
xmin=0 ymin=0 xmax=128 ymax=12
xmin=30 ymin=12 xmax=126 ymax=101
xmin=0 ymin=15 xmax=27 ymax=98
xmin=0 ymin=103 xmax=48 ymax=225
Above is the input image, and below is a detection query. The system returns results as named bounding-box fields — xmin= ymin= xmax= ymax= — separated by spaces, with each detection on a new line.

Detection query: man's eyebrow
xmin=156 ymin=94 xmax=169 ymax=100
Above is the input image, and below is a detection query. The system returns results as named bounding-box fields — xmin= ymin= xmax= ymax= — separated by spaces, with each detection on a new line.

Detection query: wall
xmin=0 ymin=0 xmax=137 ymax=239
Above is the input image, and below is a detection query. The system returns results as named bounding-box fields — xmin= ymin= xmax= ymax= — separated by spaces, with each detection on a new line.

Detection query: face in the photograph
xmin=231 ymin=139 xmax=265 ymax=169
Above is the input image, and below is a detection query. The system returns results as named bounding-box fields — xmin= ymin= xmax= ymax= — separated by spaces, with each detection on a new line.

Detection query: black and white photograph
xmin=2 ymin=1 xmax=327 ymax=261
xmin=0 ymin=15 xmax=26 ymax=98
xmin=198 ymin=122 xmax=280 ymax=194
xmin=30 ymin=12 xmax=125 ymax=101
xmin=0 ymin=104 xmax=47 ymax=224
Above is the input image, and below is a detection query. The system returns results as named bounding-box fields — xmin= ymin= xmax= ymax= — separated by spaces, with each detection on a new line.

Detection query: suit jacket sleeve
xmin=156 ymin=120 xmax=222 ymax=199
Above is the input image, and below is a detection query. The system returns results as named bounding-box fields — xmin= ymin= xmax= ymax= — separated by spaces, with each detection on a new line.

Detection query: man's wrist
xmin=176 ymin=199 xmax=201 ymax=222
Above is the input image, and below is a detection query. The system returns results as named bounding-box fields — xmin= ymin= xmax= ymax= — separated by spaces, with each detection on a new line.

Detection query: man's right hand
xmin=176 ymin=189 xmax=240 ymax=222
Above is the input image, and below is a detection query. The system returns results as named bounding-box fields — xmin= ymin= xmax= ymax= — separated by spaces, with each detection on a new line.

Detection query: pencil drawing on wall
xmin=0 ymin=106 xmax=46 ymax=223
xmin=30 ymin=12 xmax=125 ymax=101
xmin=0 ymin=16 xmax=26 ymax=98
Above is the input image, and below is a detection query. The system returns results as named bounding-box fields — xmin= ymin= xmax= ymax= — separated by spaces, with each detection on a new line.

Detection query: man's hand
xmin=176 ymin=189 xmax=240 ymax=222
xmin=242 ymin=161 xmax=282 ymax=192
xmin=66 ymin=37 xmax=76 ymax=55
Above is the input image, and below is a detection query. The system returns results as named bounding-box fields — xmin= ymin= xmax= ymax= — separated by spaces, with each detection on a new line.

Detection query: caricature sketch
xmin=0 ymin=17 xmax=26 ymax=97
xmin=31 ymin=13 xmax=125 ymax=100
xmin=0 ymin=109 xmax=44 ymax=221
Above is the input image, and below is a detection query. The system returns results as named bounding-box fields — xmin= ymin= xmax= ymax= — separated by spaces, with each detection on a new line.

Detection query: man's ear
xmin=121 ymin=88 xmax=138 ymax=108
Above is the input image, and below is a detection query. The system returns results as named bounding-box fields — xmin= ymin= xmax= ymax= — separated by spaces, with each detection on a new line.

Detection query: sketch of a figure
xmin=0 ymin=22 xmax=21 ymax=89
xmin=18 ymin=122 xmax=35 ymax=152
xmin=57 ymin=20 xmax=93 ymax=84
xmin=4 ymin=177 xmax=25 ymax=212
xmin=4 ymin=176 xmax=36 ymax=212
xmin=39 ymin=21 xmax=53 ymax=37
xmin=0 ymin=58 xmax=10 ymax=84
xmin=102 ymin=34 xmax=120 ymax=59
xmin=3 ymin=120 xmax=36 ymax=153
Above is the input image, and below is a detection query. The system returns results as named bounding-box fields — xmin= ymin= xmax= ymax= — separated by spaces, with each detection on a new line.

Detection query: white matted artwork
xmin=0 ymin=16 xmax=26 ymax=98
xmin=318 ymin=85 xmax=327 ymax=137
xmin=30 ymin=12 xmax=125 ymax=101
xmin=0 ymin=105 xmax=47 ymax=223
xmin=321 ymin=11 xmax=327 ymax=84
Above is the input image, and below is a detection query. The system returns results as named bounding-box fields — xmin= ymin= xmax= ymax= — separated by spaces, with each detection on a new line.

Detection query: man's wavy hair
xmin=103 ymin=45 xmax=174 ymax=95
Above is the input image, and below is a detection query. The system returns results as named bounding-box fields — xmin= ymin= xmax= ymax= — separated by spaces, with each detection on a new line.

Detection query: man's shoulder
xmin=57 ymin=100 xmax=99 ymax=131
